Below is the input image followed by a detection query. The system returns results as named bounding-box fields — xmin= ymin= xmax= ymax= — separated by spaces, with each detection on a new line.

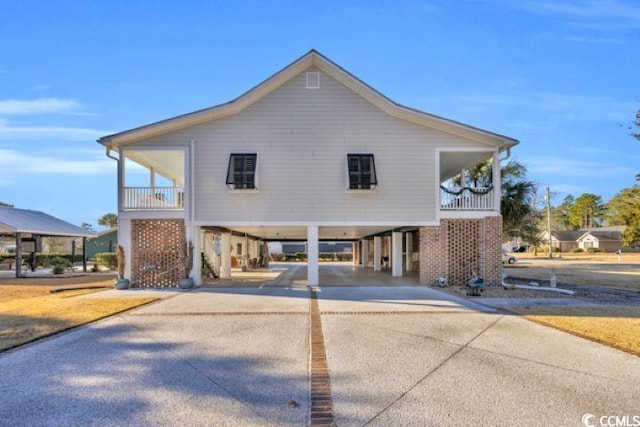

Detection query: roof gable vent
xmin=306 ymin=71 xmax=320 ymax=89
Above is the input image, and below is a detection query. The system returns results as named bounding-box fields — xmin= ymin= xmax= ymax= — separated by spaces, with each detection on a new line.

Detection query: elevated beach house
xmin=98 ymin=50 xmax=518 ymax=287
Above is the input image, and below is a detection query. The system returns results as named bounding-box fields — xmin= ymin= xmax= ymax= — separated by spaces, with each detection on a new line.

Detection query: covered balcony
xmin=120 ymin=149 xmax=185 ymax=211
xmin=439 ymin=150 xmax=501 ymax=213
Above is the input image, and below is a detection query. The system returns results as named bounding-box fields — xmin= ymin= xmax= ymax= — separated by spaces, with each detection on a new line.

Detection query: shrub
xmin=569 ymin=247 xmax=584 ymax=253
xmin=319 ymin=253 xmax=334 ymax=261
xmin=586 ymin=247 xmax=601 ymax=253
xmin=50 ymin=257 xmax=72 ymax=274
xmin=96 ymin=252 xmax=117 ymax=270
xmin=270 ymin=253 xmax=285 ymax=262
xmin=335 ymin=253 xmax=353 ymax=262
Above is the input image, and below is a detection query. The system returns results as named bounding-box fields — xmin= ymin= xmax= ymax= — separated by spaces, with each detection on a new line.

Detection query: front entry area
xmin=196 ymin=225 xmax=420 ymax=287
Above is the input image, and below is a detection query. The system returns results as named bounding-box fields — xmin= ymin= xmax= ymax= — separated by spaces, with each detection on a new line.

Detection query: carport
xmin=196 ymin=224 xmax=420 ymax=286
xmin=0 ymin=206 xmax=96 ymax=278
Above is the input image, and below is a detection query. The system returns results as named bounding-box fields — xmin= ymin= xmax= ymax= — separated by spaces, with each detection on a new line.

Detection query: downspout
xmin=499 ymin=143 xmax=511 ymax=161
xmin=106 ymin=145 xmax=119 ymax=161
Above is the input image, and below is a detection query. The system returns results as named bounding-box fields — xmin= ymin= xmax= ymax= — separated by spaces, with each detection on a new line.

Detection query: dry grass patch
xmin=511 ymin=305 xmax=640 ymax=356
xmin=0 ymin=281 xmax=156 ymax=351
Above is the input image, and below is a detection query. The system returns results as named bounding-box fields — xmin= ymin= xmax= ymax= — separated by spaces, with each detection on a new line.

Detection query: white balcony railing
xmin=123 ymin=187 xmax=184 ymax=210
xmin=440 ymin=186 xmax=496 ymax=211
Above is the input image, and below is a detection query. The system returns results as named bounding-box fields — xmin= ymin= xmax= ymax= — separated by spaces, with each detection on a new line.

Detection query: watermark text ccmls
xmin=582 ymin=414 xmax=640 ymax=427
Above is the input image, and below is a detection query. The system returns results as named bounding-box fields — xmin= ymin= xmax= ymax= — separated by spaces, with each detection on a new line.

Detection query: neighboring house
xmin=540 ymin=226 xmax=626 ymax=252
xmin=98 ymin=50 xmax=518 ymax=287
xmin=539 ymin=230 xmax=585 ymax=252
xmin=576 ymin=226 xmax=626 ymax=252
xmin=86 ymin=228 xmax=118 ymax=259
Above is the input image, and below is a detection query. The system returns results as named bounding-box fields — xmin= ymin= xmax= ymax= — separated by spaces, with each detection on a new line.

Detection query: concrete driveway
xmin=0 ymin=268 xmax=638 ymax=426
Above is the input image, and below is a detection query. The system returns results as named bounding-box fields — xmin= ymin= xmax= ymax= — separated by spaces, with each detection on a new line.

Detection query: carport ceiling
xmin=216 ymin=225 xmax=403 ymax=241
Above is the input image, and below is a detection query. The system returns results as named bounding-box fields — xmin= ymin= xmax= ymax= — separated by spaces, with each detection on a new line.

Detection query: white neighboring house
xmin=98 ymin=50 xmax=518 ymax=287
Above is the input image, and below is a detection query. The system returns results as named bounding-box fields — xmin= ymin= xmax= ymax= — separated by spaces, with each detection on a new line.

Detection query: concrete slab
xmin=133 ymin=287 xmax=310 ymax=314
xmin=479 ymin=297 xmax=600 ymax=308
xmin=1 ymin=276 xmax=638 ymax=426
xmin=81 ymin=288 xmax=181 ymax=299
xmin=0 ymin=295 xmax=309 ymax=426
xmin=316 ymin=286 xmax=495 ymax=314
xmin=367 ymin=347 xmax=638 ymax=426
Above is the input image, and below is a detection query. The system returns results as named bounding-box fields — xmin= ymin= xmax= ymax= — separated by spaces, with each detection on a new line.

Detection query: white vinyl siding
xmin=128 ymin=67 xmax=491 ymax=223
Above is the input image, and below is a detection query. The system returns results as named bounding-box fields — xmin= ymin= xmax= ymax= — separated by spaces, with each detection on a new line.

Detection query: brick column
xmin=419 ymin=225 xmax=447 ymax=285
xmin=483 ymin=216 xmax=503 ymax=286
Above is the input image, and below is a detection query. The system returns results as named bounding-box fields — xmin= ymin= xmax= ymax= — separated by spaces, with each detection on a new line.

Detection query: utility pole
xmin=546 ymin=186 xmax=553 ymax=259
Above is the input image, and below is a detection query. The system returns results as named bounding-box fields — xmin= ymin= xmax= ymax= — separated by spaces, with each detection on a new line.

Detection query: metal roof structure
xmin=0 ymin=206 xmax=95 ymax=238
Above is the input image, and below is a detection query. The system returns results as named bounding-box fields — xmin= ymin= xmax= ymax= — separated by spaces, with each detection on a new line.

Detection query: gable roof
xmin=0 ymin=207 xmax=95 ymax=238
xmin=577 ymin=229 xmax=624 ymax=242
xmin=547 ymin=230 xmax=585 ymax=242
xmin=99 ymin=50 xmax=519 ymax=149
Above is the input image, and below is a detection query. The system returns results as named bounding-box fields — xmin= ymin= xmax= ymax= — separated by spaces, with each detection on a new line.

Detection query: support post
xmin=392 ymin=232 xmax=403 ymax=277
xmin=15 ymin=232 xmax=22 ymax=278
xmin=361 ymin=239 xmax=369 ymax=268
xmin=71 ymin=240 xmax=76 ymax=268
xmin=82 ymin=237 xmax=87 ymax=272
xmin=373 ymin=236 xmax=382 ymax=272
xmin=192 ymin=227 xmax=202 ymax=285
xmin=307 ymin=225 xmax=319 ymax=286
xmin=405 ymin=232 xmax=413 ymax=272
xmin=220 ymin=232 xmax=231 ymax=278
xmin=352 ymin=242 xmax=358 ymax=266
xmin=492 ymin=151 xmax=501 ymax=211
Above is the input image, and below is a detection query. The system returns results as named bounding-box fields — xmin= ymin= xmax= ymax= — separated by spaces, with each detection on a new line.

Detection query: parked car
xmin=502 ymin=253 xmax=517 ymax=264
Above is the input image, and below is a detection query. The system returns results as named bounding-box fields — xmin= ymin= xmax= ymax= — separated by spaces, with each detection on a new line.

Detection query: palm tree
xmin=98 ymin=213 xmax=118 ymax=229
xmin=455 ymin=158 xmax=538 ymax=240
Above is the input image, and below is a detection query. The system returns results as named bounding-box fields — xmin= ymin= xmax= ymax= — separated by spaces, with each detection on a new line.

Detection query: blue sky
xmin=1 ymin=0 xmax=639 ymax=229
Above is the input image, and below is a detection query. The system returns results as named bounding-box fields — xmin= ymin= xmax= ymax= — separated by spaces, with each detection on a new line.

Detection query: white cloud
xmin=0 ymin=119 xmax=111 ymax=141
xmin=0 ymin=98 xmax=83 ymax=115
xmin=0 ymin=148 xmax=115 ymax=183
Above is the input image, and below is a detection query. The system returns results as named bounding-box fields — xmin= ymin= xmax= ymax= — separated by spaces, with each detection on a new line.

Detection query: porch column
xmin=373 ymin=236 xmax=382 ymax=272
xmin=361 ymin=239 xmax=369 ymax=268
xmin=392 ymin=231 xmax=403 ymax=277
xmin=15 ymin=232 xmax=22 ymax=279
xmin=307 ymin=225 xmax=319 ymax=286
xmin=220 ymin=232 xmax=231 ymax=278
xmin=492 ymin=151 xmax=501 ymax=211
xmin=405 ymin=232 xmax=413 ymax=272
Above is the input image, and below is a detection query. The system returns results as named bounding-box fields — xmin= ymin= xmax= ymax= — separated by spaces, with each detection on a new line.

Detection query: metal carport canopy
xmin=0 ymin=206 xmax=95 ymax=238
